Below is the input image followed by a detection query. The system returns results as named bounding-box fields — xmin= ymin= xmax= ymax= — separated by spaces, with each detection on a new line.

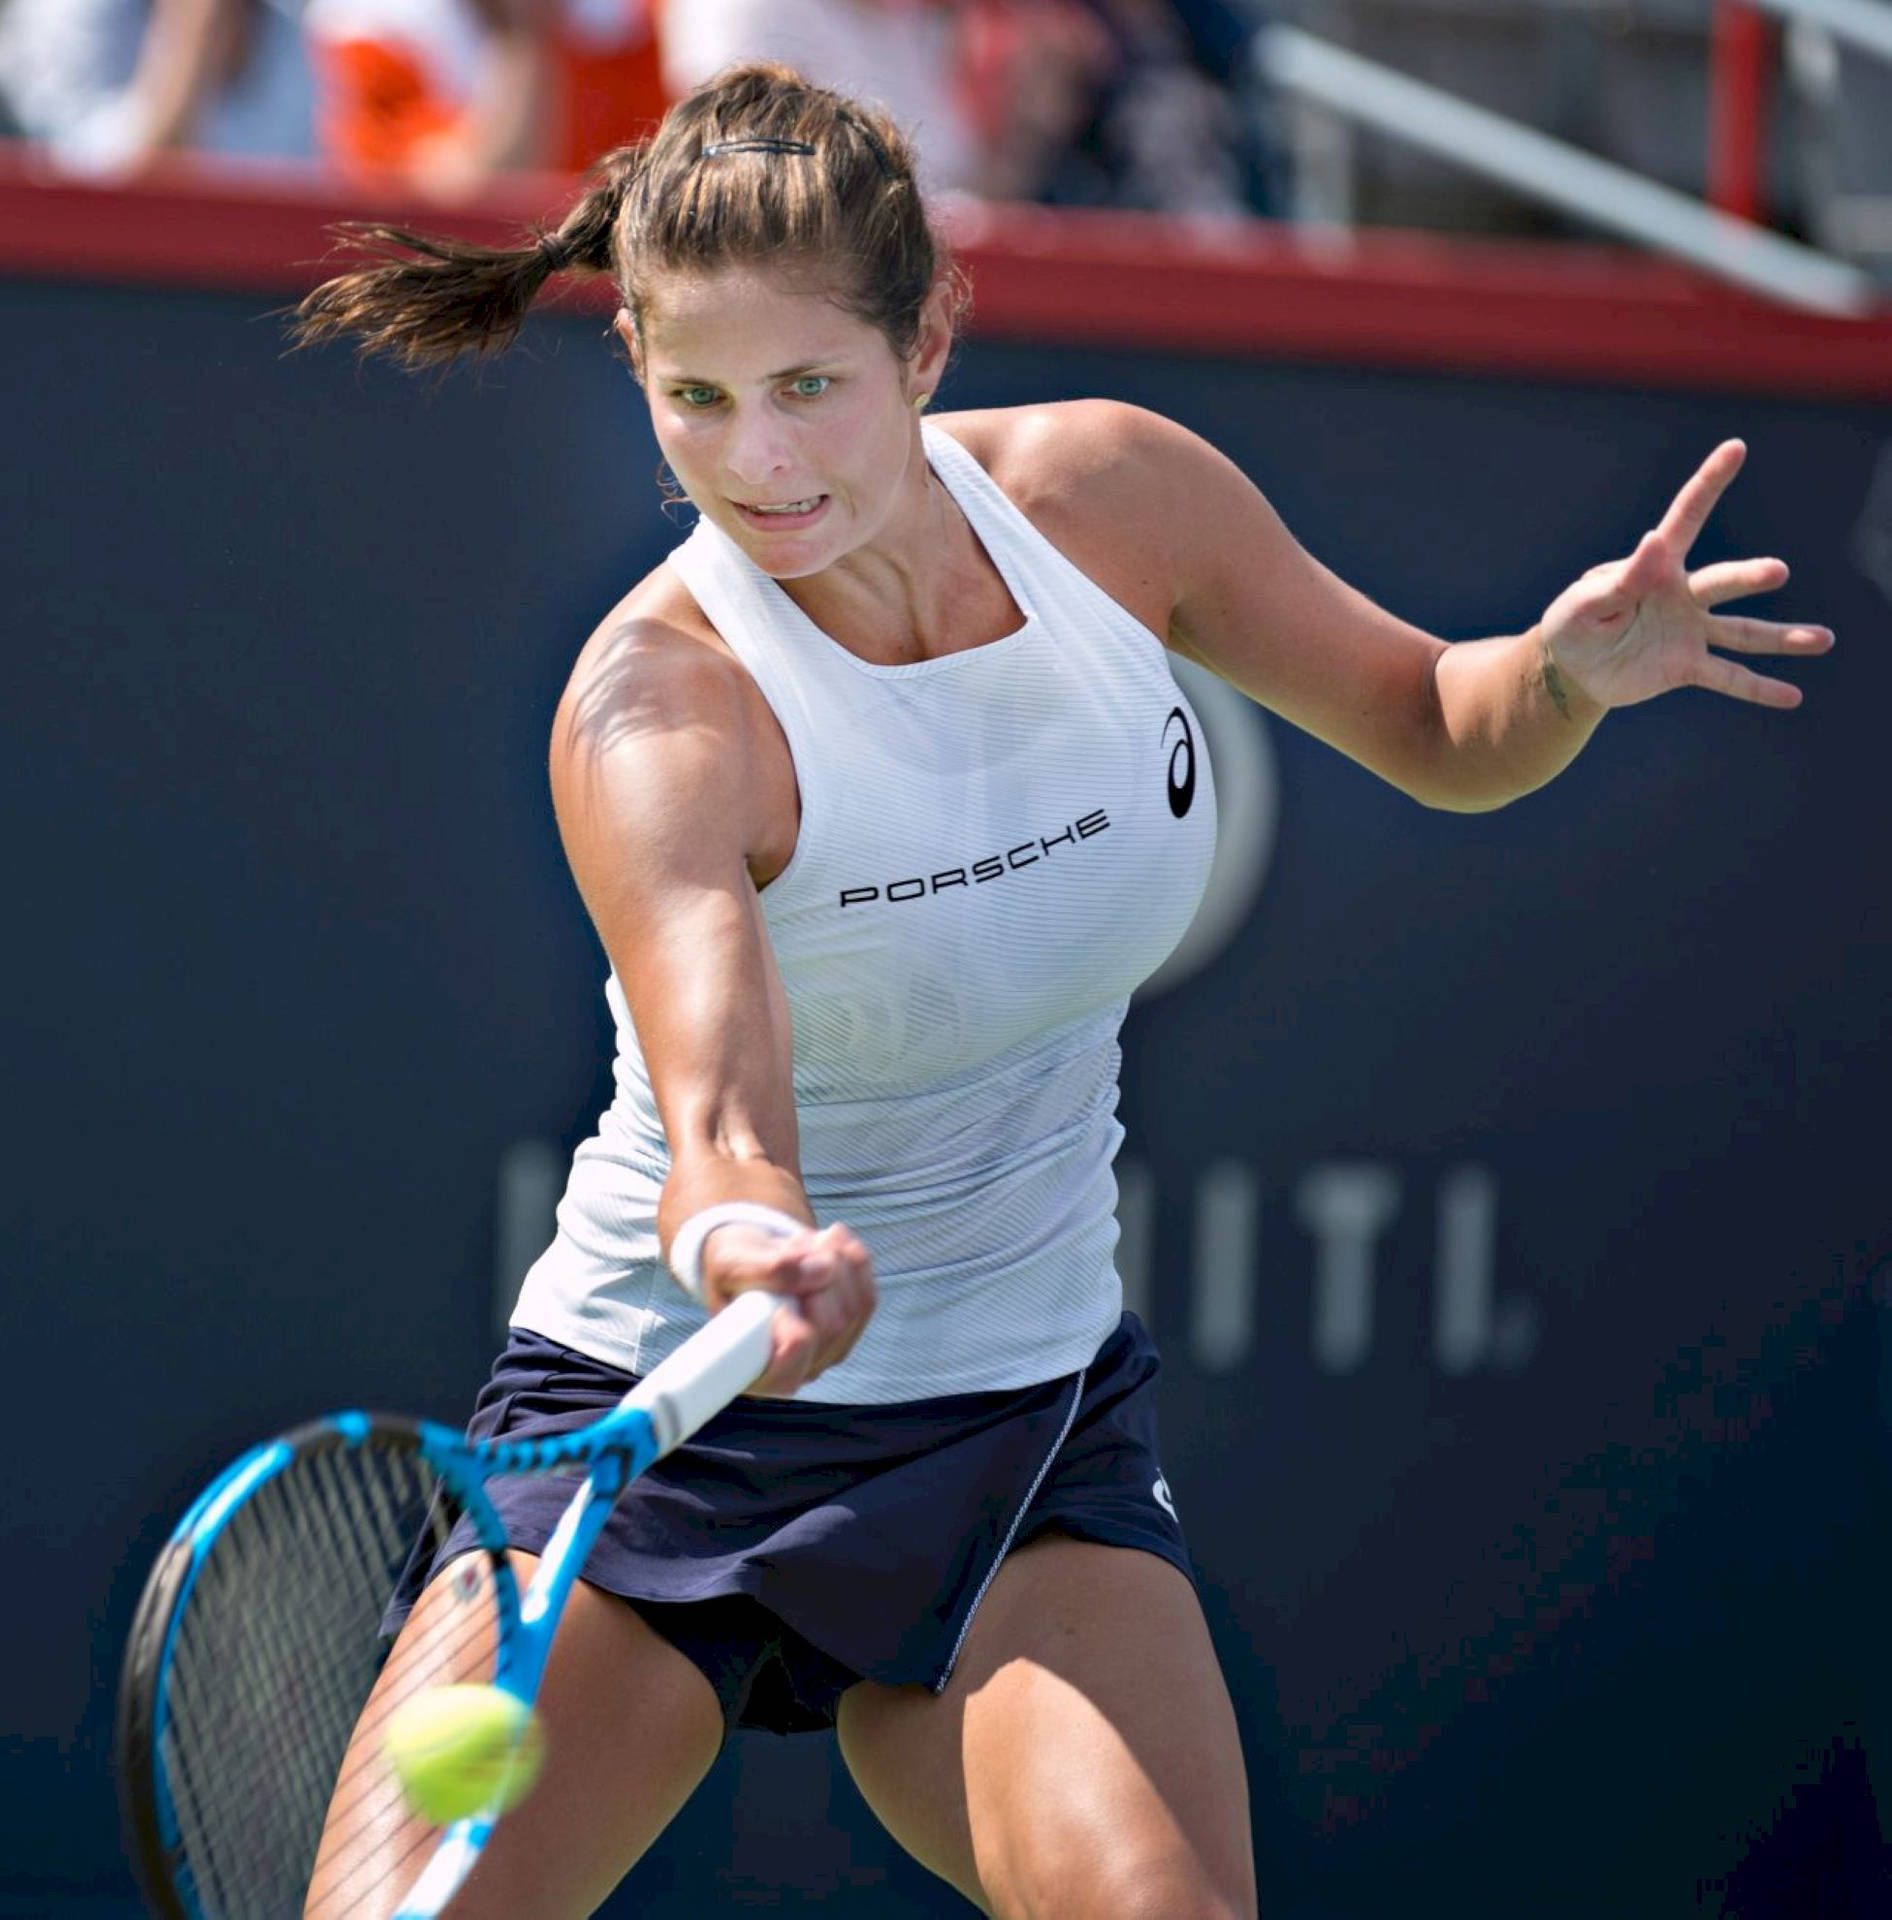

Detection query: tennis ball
xmin=381 ymin=1684 xmax=545 ymax=1825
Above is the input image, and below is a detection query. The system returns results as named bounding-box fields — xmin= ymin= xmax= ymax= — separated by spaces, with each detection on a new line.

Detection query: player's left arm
xmin=1072 ymin=406 xmax=1832 ymax=811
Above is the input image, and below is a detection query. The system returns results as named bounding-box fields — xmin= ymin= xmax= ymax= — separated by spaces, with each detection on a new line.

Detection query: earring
xmin=913 ymin=392 xmax=931 ymax=412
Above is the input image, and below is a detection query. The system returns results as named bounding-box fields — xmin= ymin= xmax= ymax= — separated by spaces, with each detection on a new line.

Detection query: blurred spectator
xmin=0 ymin=0 xmax=315 ymax=176
xmin=955 ymin=0 xmax=1117 ymax=201
xmin=0 ymin=0 xmax=1268 ymax=217
xmin=304 ymin=0 xmax=663 ymax=199
xmin=556 ymin=0 xmax=666 ymax=170
xmin=662 ymin=0 xmax=1264 ymax=214
xmin=1045 ymin=0 xmax=1264 ymax=216
xmin=660 ymin=0 xmax=1111 ymax=200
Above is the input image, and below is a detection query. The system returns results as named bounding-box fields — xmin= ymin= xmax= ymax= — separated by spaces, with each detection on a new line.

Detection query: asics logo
xmin=1162 ymin=707 xmax=1196 ymax=819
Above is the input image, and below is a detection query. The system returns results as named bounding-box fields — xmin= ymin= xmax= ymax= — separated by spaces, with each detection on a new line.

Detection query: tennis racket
xmin=116 ymin=1289 xmax=784 ymax=1919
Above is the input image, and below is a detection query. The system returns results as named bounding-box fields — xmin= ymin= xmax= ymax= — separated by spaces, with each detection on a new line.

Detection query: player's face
xmin=632 ymin=266 xmax=928 ymax=580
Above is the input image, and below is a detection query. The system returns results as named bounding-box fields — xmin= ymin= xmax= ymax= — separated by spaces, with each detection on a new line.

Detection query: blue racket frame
xmin=120 ymin=1289 xmax=780 ymax=1919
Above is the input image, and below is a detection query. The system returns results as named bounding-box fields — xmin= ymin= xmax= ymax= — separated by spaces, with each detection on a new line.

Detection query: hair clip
xmin=837 ymin=112 xmax=895 ymax=179
xmin=700 ymin=138 xmax=817 ymax=159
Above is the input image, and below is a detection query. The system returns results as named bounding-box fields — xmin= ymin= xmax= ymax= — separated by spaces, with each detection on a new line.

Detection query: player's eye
xmin=674 ymin=386 xmax=720 ymax=409
xmin=788 ymin=375 xmax=830 ymax=400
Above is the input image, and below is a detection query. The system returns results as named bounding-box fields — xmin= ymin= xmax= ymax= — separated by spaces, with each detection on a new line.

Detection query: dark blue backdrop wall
xmin=2 ymin=261 xmax=1887 ymax=1917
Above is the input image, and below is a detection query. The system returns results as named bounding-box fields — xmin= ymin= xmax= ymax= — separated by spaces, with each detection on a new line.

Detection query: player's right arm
xmin=548 ymin=602 xmax=874 ymax=1393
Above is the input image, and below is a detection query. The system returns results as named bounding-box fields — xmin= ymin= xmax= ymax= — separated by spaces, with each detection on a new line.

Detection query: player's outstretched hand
xmin=1537 ymin=440 xmax=1833 ymax=713
xmin=703 ymin=1221 xmax=877 ymax=1395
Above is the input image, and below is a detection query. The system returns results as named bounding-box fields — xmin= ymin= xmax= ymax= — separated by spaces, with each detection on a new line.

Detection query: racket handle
xmin=626 ymin=1289 xmax=785 ymax=1457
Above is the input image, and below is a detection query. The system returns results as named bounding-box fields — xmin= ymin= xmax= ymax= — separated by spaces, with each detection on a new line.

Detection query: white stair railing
xmin=1744 ymin=0 xmax=1892 ymax=63
xmin=1255 ymin=22 xmax=1878 ymax=314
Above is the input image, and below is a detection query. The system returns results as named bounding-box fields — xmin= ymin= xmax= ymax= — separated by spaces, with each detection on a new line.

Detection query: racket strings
xmin=167 ymin=1448 xmax=410 ymax=1911
xmin=168 ymin=1473 xmax=366 ymax=1910
xmin=158 ymin=1435 xmax=477 ymax=1918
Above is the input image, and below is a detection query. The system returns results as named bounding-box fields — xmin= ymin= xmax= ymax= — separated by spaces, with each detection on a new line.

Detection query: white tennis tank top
xmin=511 ymin=422 xmax=1217 ymax=1401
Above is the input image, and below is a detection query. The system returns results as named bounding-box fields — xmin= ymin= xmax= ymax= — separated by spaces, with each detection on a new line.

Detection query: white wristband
xmin=667 ymin=1202 xmax=804 ymax=1301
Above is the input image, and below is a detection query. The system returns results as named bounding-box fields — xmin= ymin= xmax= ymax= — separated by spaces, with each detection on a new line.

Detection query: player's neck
xmin=777 ymin=461 xmax=1022 ymax=667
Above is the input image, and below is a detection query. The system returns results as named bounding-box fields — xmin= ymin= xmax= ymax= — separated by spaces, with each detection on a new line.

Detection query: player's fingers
xmin=1692 ymin=649 xmax=1805 ymax=708
xmin=1690 ymin=556 xmax=1788 ymax=608
xmin=759 ymin=1229 xmax=874 ymax=1376
xmin=1654 ymin=438 xmax=1745 ymax=555
xmin=1572 ymin=532 xmax=1672 ymax=620
xmin=766 ymin=1229 xmax=862 ymax=1302
xmin=746 ymin=1294 xmax=828 ymax=1395
xmin=812 ymin=1270 xmax=874 ymax=1368
xmin=1706 ymin=615 xmax=1835 ymax=656
xmin=755 ymin=1277 xmax=868 ymax=1392
xmin=801 ymin=1242 xmax=876 ymax=1367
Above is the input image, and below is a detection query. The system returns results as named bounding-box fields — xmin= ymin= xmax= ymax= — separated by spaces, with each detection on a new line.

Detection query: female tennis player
xmin=291 ymin=62 xmax=1830 ymax=1920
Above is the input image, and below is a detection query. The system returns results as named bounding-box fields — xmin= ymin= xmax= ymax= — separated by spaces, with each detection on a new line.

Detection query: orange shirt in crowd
xmin=306 ymin=0 xmax=666 ymax=182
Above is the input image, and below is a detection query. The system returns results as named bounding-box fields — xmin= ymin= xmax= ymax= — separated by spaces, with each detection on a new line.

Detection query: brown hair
xmin=291 ymin=63 xmax=964 ymax=374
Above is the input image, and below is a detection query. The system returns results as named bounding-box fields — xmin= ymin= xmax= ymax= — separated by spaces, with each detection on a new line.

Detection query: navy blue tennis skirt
xmin=395 ymin=1311 xmax=1191 ymax=1736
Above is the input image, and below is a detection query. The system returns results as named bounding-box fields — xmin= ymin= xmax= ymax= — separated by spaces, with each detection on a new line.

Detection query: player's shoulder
xmin=933 ymin=399 xmax=1213 ymax=522
xmin=930 ymin=401 xmax=1223 ymax=625
xmin=554 ymin=560 xmax=754 ymax=768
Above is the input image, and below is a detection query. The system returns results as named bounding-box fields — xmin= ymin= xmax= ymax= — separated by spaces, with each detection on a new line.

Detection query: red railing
xmin=3 ymin=144 xmax=1889 ymax=397
xmin=1707 ymin=0 xmax=1776 ymax=224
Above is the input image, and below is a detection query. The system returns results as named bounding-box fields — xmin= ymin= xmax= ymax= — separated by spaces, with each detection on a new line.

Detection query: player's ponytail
xmin=293 ymin=63 xmax=964 ymax=375
xmin=289 ymin=145 xmax=644 ymax=370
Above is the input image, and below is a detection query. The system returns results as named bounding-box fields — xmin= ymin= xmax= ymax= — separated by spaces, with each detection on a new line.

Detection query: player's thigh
xmin=305 ymin=1550 xmax=724 ymax=1920
xmin=836 ymin=1534 xmax=1256 ymax=1920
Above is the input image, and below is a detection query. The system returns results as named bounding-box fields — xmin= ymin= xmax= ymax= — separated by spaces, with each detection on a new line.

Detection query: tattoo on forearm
xmin=1539 ymin=636 xmax=1573 ymax=721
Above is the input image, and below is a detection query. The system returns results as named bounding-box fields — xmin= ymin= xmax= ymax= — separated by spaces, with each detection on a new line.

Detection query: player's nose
xmin=720 ymin=403 xmax=794 ymax=490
